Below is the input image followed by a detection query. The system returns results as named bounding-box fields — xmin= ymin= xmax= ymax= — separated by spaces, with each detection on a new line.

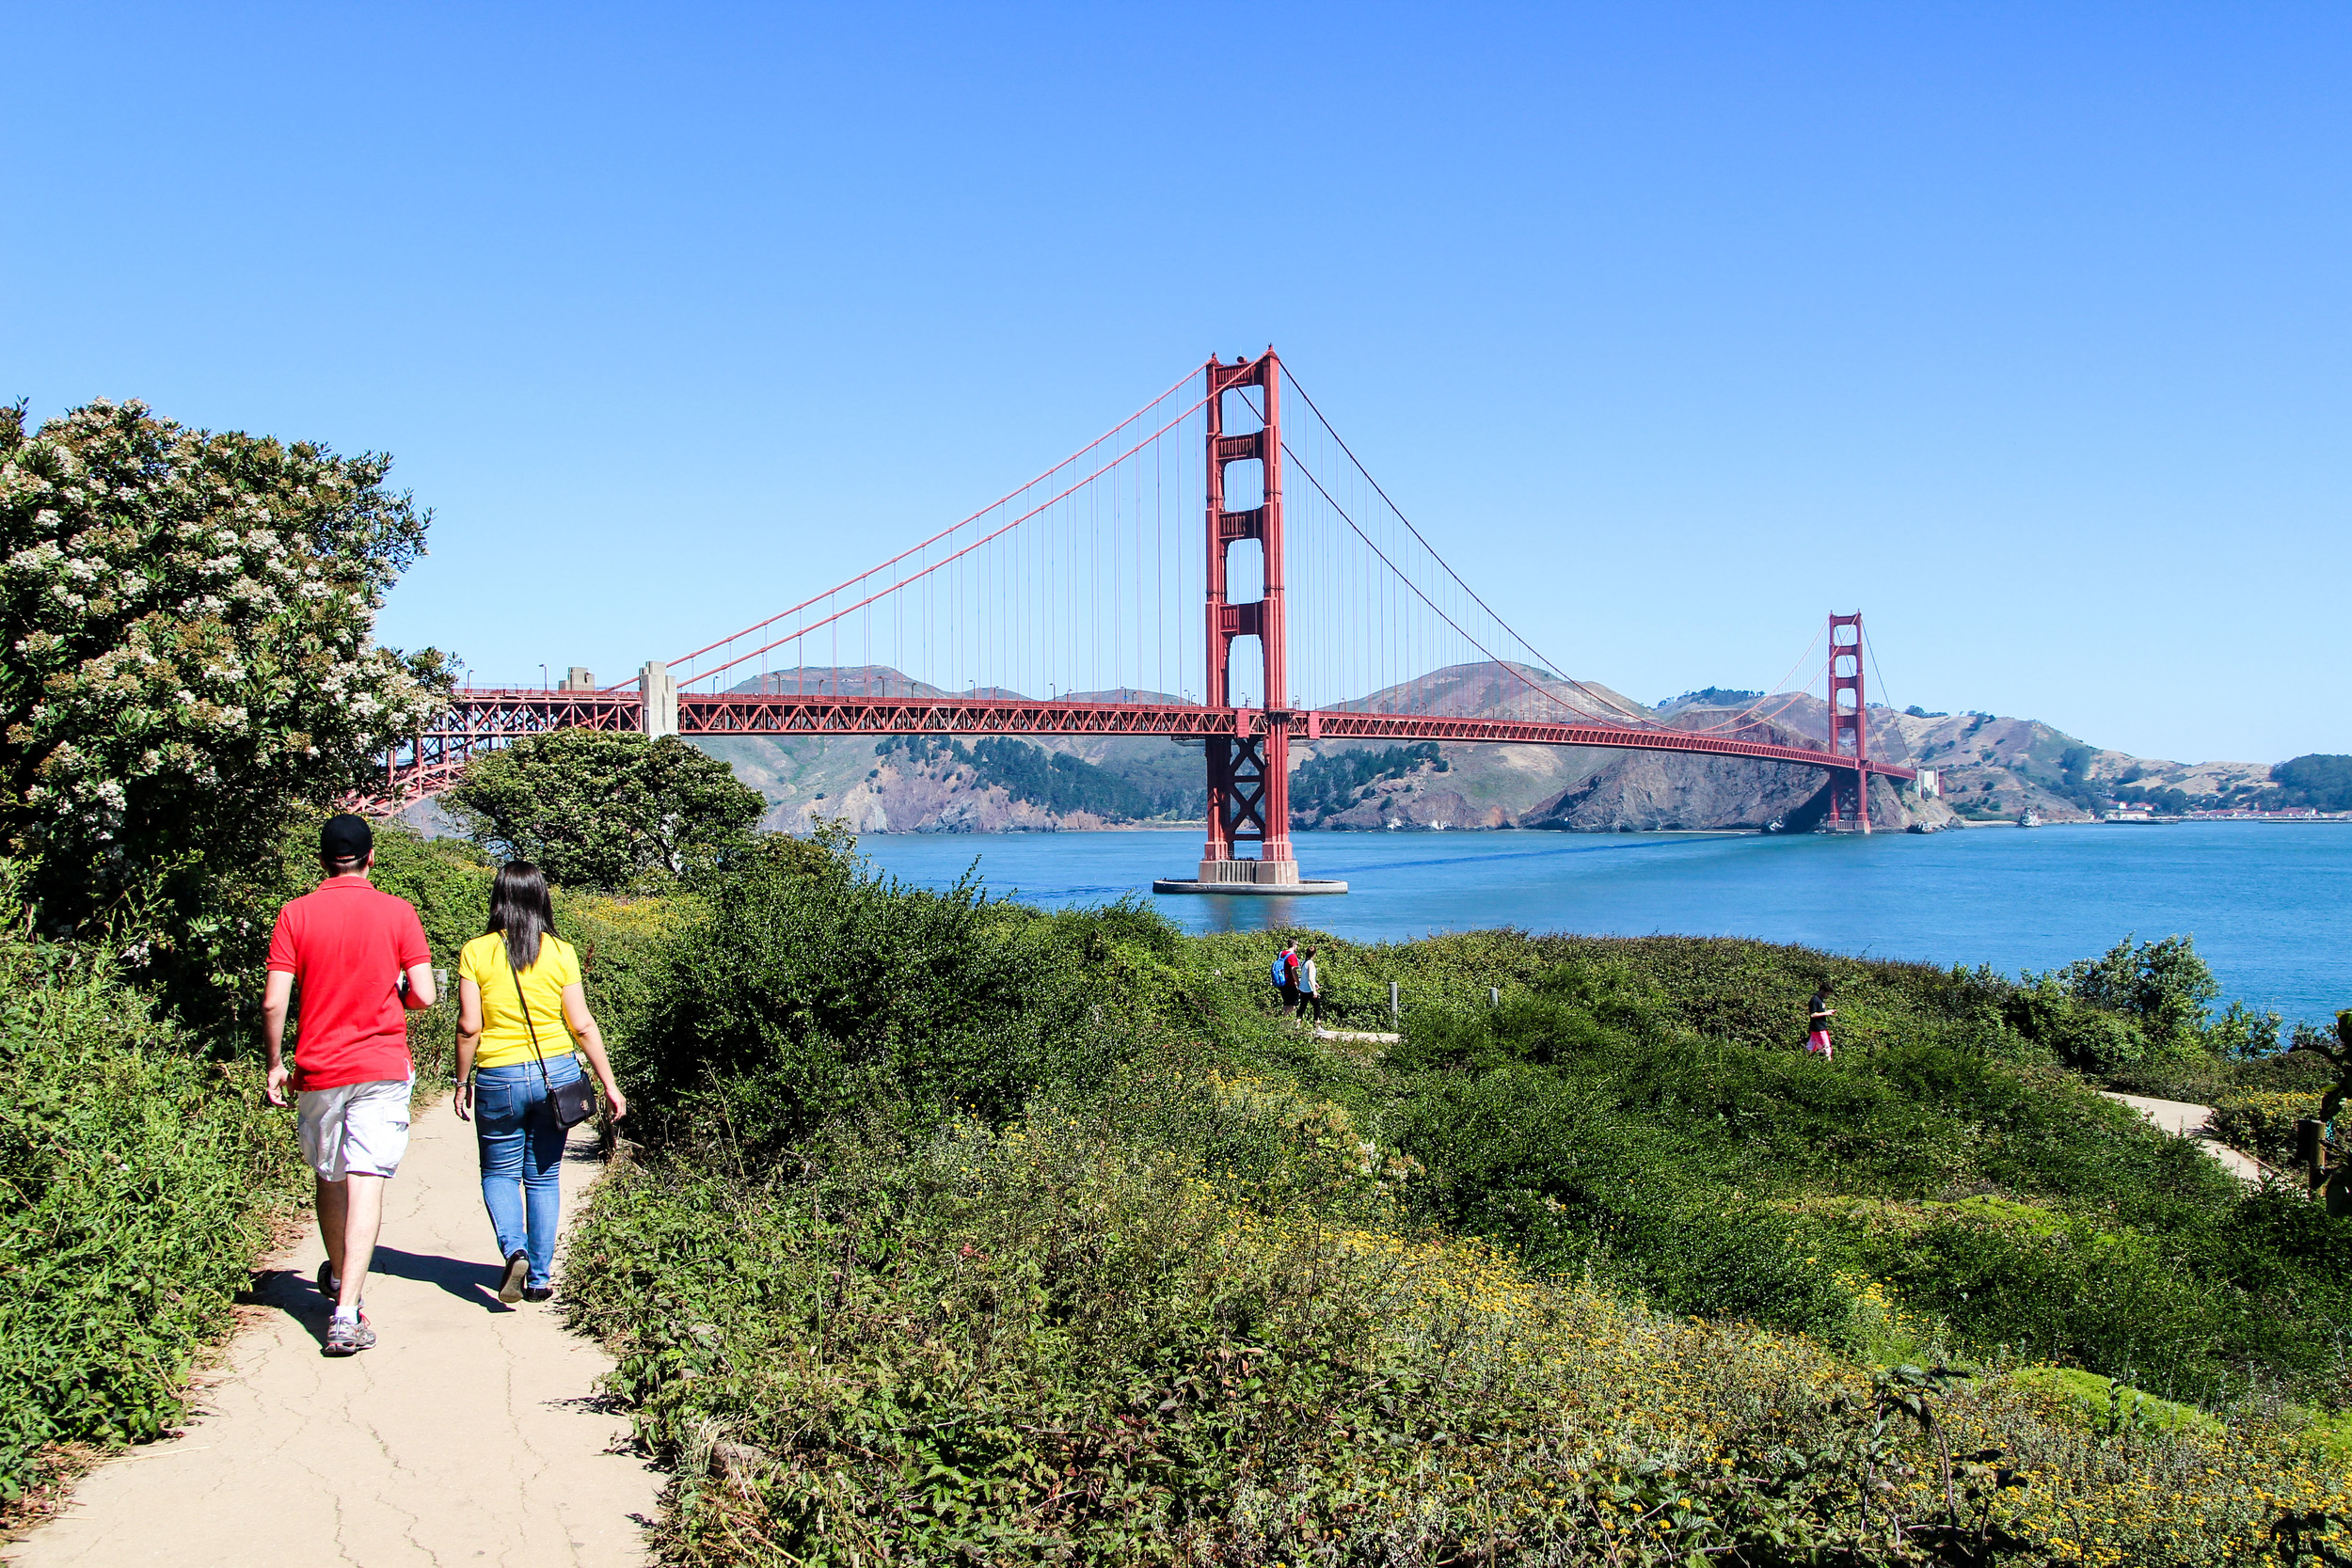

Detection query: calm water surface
xmin=852 ymin=823 xmax=2352 ymax=1024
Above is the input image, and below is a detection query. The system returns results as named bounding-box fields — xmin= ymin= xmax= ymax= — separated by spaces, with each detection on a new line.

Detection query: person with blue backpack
xmin=1271 ymin=940 xmax=1299 ymax=1013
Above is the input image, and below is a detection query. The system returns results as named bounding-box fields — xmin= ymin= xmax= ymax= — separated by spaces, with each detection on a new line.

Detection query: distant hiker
xmin=262 ymin=814 xmax=437 ymax=1356
xmin=1273 ymin=940 xmax=1300 ymax=1013
xmin=1295 ymin=947 xmax=1325 ymax=1023
xmin=453 ymin=863 xmax=628 ymax=1304
xmin=1806 ymin=982 xmax=1836 ymax=1061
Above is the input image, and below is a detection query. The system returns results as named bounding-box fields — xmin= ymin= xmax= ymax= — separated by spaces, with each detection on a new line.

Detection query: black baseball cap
xmin=320 ymin=814 xmax=374 ymax=863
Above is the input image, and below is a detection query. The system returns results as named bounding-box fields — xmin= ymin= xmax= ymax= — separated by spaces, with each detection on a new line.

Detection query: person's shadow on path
xmin=241 ymin=1268 xmax=335 ymax=1348
xmin=372 ymin=1246 xmax=519 ymax=1312
xmin=245 ymin=1246 xmax=518 ymax=1338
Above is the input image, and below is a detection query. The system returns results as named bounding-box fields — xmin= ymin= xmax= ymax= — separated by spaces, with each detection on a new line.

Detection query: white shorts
xmin=297 ymin=1078 xmax=413 ymax=1181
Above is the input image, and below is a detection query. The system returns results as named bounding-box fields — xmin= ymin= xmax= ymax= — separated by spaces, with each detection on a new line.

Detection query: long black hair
xmin=486 ymin=861 xmax=558 ymax=973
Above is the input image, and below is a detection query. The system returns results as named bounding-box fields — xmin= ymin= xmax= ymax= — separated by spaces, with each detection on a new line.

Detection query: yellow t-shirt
xmin=458 ymin=932 xmax=583 ymax=1070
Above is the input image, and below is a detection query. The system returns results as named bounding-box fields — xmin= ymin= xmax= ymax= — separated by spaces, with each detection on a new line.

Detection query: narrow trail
xmin=2100 ymin=1090 xmax=2270 ymax=1185
xmin=8 ymin=1105 xmax=660 ymax=1568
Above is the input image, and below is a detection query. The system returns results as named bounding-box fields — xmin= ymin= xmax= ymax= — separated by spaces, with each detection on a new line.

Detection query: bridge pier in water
xmin=1160 ymin=350 xmax=1345 ymax=895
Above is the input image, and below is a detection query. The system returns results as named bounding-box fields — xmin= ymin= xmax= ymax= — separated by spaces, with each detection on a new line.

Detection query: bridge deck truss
xmin=381 ymin=689 xmax=1914 ymax=809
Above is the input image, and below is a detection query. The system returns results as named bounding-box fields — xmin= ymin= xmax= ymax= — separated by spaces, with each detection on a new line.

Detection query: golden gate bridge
xmin=376 ymin=350 xmax=1915 ymax=889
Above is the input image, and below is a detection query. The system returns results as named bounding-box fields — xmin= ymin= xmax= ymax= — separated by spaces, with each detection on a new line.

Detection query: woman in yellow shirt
xmin=453 ymin=862 xmax=628 ymax=1304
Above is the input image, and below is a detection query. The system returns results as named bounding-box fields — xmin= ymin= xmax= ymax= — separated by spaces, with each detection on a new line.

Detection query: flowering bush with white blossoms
xmin=0 ymin=398 xmax=450 ymax=939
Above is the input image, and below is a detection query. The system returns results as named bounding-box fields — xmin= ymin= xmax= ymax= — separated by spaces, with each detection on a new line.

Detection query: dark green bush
xmin=1399 ymin=1064 xmax=1855 ymax=1334
xmin=1350 ymin=945 xmax=2352 ymax=1405
xmin=619 ymin=835 xmax=1161 ymax=1155
xmin=0 ymin=923 xmax=300 ymax=1498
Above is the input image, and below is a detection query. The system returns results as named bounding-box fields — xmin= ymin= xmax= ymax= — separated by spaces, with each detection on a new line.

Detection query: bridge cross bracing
xmin=383 ymin=350 xmax=1917 ymax=875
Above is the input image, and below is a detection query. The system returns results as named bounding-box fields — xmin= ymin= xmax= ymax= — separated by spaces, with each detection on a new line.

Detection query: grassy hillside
xmin=557 ymin=838 xmax=2352 ymax=1565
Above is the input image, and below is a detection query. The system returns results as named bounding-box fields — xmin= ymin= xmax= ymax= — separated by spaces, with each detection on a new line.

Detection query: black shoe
xmin=521 ymin=1285 xmax=554 ymax=1304
xmin=498 ymin=1250 xmax=530 ymax=1304
xmin=316 ymin=1258 xmax=341 ymax=1301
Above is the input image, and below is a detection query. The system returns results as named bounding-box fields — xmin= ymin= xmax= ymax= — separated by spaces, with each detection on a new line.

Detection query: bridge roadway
xmin=389 ymin=688 xmax=1915 ymax=800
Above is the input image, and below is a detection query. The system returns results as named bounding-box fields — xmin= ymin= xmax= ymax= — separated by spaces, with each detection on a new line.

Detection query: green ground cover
xmin=555 ymin=837 xmax=2352 ymax=1565
xmin=0 ymin=894 xmax=302 ymax=1503
xmin=0 ymin=816 xmax=699 ymax=1509
xmin=6 ymin=804 xmax=2344 ymax=1560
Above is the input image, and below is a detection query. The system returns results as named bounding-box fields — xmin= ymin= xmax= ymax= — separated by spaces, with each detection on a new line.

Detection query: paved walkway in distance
xmin=8 ymin=1104 xmax=659 ymax=1568
xmin=2101 ymin=1090 xmax=2270 ymax=1186
xmin=1312 ymin=1026 xmax=1401 ymax=1046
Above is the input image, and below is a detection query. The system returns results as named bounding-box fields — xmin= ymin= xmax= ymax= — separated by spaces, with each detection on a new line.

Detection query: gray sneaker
xmin=324 ymin=1313 xmax=375 ymax=1356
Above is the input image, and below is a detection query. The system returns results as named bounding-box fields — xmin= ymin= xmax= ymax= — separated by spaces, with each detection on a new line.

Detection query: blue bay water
xmin=851 ymin=823 xmax=2352 ymax=1026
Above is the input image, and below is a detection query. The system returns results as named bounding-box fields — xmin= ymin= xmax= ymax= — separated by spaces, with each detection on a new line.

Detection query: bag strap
xmin=508 ymin=942 xmax=560 ymax=1105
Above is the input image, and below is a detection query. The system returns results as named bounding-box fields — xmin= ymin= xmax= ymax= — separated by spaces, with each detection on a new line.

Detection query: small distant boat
xmin=2019 ymin=810 xmax=2043 ymax=828
xmin=1765 ymin=817 xmax=1787 ymax=834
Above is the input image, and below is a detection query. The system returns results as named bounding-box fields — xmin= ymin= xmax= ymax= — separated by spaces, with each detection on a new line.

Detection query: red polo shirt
xmin=266 ymin=878 xmax=431 ymax=1090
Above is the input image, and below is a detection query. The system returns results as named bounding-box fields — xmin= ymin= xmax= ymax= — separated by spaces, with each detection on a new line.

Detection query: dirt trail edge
xmin=8 ymin=1103 xmax=660 ymax=1568
xmin=2100 ymin=1090 xmax=2269 ymax=1186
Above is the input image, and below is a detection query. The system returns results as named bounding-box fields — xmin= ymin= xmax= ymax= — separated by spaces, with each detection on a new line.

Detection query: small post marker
xmin=1390 ymin=980 xmax=1401 ymax=1023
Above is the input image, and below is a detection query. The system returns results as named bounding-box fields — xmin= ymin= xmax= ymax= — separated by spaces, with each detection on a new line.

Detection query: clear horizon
xmin=5 ymin=4 xmax=2344 ymax=765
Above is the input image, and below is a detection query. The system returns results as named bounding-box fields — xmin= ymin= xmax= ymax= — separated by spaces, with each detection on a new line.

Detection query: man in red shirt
xmin=263 ymin=815 xmax=437 ymax=1356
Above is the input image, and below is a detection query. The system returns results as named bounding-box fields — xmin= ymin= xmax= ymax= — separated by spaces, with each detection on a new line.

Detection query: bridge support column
xmin=1826 ymin=613 xmax=1869 ymax=834
xmin=640 ymin=660 xmax=678 ymax=738
xmin=1162 ymin=348 xmax=1340 ymax=896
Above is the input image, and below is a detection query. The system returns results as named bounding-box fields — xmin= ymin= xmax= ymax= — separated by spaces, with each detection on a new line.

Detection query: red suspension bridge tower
xmin=1824 ymin=611 xmax=1870 ymax=832
xmin=1190 ymin=351 xmax=1327 ymax=888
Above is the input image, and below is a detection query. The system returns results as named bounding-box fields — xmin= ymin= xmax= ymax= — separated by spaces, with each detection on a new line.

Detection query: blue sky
xmin=6 ymin=4 xmax=2344 ymax=763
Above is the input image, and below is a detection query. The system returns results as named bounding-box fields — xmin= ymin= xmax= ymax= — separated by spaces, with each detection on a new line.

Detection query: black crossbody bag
xmin=511 ymin=957 xmax=598 ymax=1131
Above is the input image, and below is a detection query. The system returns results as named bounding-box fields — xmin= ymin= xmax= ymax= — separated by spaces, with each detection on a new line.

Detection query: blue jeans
xmin=473 ymin=1055 xmax=582 ymax=1290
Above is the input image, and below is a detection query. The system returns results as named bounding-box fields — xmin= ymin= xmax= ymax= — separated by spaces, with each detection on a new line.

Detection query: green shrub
xmin=0 ymin=924 xmax=300 ymax=1498
xmin=2208 ymin=1089 xmax=2316 ymax=1169
xmin=565 ymin=1112 xmax=2352 ymax=1567
xmin=1398 ymin=1063 xmax=1856 ymax=1335
xmin=565 ymin=898 xmax=2352 ymax=1563
xmin=618 ymin=835 xmax=1157 ymax=1154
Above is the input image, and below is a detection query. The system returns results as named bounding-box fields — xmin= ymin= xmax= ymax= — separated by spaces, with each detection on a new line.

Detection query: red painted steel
xmin=370 ymin=689 xmax=1917 ymax=810
xmin=681 ymin=694 xmax=1239 ymax=736
xmin=369 ymin=688 xmax=646 ymax=812
xmin=1200 ymin=351 xmax=1294 ymax=868
xmin=1826 ymin=612 xmax=1868 ymax=832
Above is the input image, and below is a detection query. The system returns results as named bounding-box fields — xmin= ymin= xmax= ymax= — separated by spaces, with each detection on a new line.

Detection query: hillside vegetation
xmin=0 ymin=886 xmax=302 ymax=1506
xmin=677 ymin=661 xmax=2317 ymax=833
xmin=551 ymin=835 xmax=2352 ymax=1566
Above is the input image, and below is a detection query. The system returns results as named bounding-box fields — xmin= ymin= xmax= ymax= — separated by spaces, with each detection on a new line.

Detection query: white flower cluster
xmin=2 ymin=400 xmax=449 ymax=877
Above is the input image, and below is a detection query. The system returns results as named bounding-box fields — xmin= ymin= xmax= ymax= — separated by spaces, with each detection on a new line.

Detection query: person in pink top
xmin=262 ymin=815 xmax=437 ymax=1355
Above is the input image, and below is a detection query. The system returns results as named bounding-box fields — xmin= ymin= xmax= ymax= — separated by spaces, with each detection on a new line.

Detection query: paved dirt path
xmin=8 ymin=1104 xmax=659 ymax=1568
xmin=2101 ymin=1090 xmax=2269 ymax=1185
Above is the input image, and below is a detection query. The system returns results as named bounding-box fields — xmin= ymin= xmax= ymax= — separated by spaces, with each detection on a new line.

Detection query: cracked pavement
xmin=9 ymin=1104 xmax=660 ymax=1567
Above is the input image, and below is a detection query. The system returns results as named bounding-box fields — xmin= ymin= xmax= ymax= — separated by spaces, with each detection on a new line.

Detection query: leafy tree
xmin=2271 ymin=753 xmax=2352 ymax=810
xmin=881 ymin=734 xmax=1195 ymax=820
xmin=1290 ymin=741 xmax=1445 ymax=824
xmin=2050 ymin=934 xmax=2218 ymax=1042
xmin=0 ymin=398 xmax=448 ymax=938
xmin=442 ymin=730 xmax=765 ymax=891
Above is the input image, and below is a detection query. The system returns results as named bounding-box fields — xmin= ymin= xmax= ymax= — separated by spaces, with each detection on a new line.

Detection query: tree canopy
xmin=442 ymin=729 xmax=767 ymax=891
xmin=0 ymin=398 xmax=448 ymax=930
xmin=2272 ymin=753 xmax=2352 ymax=811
